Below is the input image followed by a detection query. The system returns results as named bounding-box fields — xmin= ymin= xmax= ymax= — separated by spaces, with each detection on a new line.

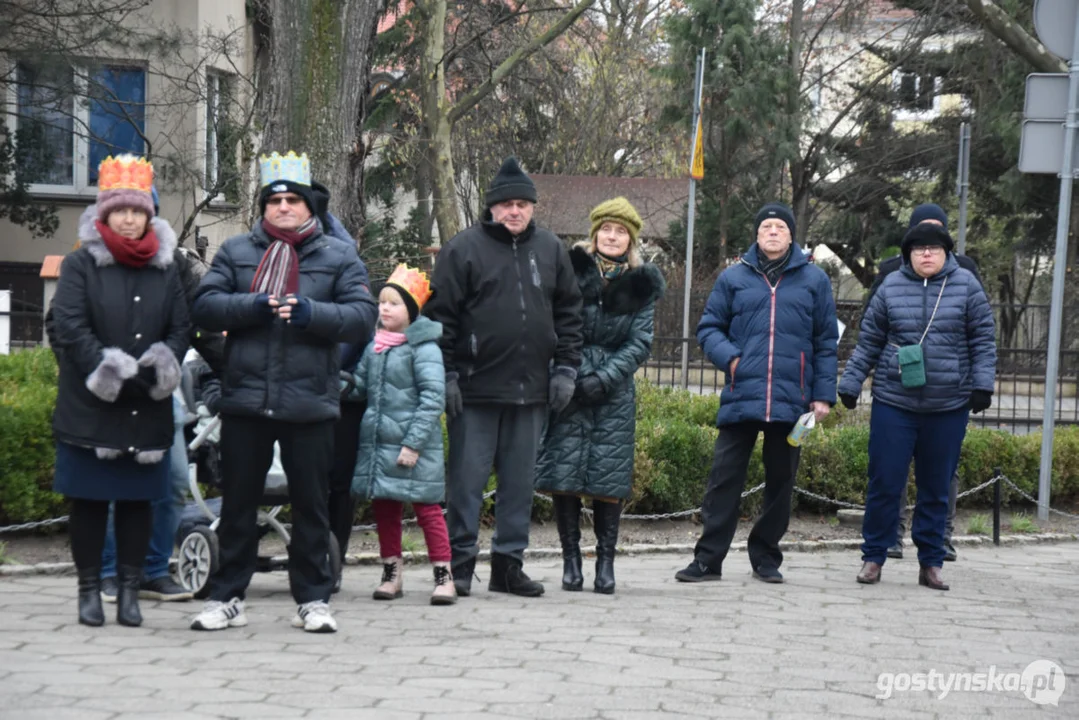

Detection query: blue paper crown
xmin=259 ymin=151 xmax=311 ymax=189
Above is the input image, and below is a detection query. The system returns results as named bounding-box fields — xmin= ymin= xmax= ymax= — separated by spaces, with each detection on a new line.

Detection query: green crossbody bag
xmin=894 ymin=277 xmax=947 ymax=390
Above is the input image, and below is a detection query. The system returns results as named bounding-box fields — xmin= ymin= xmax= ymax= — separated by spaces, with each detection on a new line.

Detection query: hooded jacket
xmin=839 ymin=253 xmax=997 ymax=413
xmin=348 ymin=316 xmax=445 ymax=504
xmin=698 ymin=242 xmax=839 ymax=426
xmin=534 ymin=246 xmax=664 ymax=499
xmin=192 ymin=219 xmax=376 ymax=423
xmin=424 ymin=212 xmax=584 ymax=405
xmin=51 ymin=206 xmax=189 ymax=454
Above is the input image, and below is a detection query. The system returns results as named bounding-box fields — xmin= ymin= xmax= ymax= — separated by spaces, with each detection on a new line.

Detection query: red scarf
xmin=94 ymin=220 xmax=160 ymax=269
xmin=251 ymin=218 xmax=317 ymax=296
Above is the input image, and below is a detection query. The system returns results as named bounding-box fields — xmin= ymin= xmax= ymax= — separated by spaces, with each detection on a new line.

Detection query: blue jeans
xmin=102 ymin=396 xmax=189 ymax=580
xmin=861 ymin=402 xmax=969 ymax=568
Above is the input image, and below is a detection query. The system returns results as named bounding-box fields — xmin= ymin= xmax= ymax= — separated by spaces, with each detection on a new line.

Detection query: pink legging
xmin=372 ymin=499 xmax=451 ymax=562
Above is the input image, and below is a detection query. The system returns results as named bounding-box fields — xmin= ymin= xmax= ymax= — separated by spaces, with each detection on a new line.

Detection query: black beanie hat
xmin=901 ymin=222 xmax=954 ymax=265
xmin=259 ymin=180 xmax=316 ymax=216
xmin=909 ymin=203 xmax=948 ymax=231
xmin=754 ymin=202 xmax=796 ymax=240
xmin=385 ymin=283 xmax=420 ymax=323
xmin=310 ymin=180 xmax=333 ymax=228
xmin=485 ymin=157 xmax=538 ymax=207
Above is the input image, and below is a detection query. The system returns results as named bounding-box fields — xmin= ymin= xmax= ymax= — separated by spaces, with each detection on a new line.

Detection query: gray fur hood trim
xmin=77 ymin=205 xmax=178 ymax=269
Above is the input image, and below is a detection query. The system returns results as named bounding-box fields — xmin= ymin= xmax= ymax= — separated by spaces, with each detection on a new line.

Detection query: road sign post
xmin=1023 ymin=0 xmax=1079 ymax=520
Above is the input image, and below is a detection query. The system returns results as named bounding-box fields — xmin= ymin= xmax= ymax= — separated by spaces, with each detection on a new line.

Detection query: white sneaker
xmin=190 ymin=598 xmax=248 ymax=630
xmin=291 ymin=600 xmax=337 ymax=633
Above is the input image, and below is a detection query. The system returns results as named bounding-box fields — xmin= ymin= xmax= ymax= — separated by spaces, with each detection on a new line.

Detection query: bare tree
xmin=251 ymin=0 xmax=386 ymax=239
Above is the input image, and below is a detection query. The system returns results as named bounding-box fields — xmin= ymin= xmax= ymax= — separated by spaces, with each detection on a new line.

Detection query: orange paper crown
xmin=386 ymin=264 xmax=432 ymax=309
xmin=97 ymin=154 xmax=154 ymax=193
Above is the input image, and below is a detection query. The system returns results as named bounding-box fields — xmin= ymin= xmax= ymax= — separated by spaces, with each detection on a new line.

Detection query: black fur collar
xmin=570 ymin=245 xmax=665 ymax=316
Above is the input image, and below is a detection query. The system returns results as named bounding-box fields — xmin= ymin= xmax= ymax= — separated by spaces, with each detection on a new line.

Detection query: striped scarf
xmin=758 ymin=245 xmax=792 ymax=286
xmin=251 ymin=218 xmax=318 ymax=296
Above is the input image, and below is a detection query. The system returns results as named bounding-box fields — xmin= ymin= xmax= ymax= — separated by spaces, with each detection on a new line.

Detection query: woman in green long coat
xmin=534 ymin=197 xmax=665 ymax=594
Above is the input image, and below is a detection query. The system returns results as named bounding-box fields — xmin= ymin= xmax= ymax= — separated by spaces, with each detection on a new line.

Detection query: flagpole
xmin=681 ymin=47 xmax=706 ymax=390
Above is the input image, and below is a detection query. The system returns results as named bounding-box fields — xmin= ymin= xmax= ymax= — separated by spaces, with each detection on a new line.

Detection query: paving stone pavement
xmin=0 ymin=542 xmax=1076 ymax=719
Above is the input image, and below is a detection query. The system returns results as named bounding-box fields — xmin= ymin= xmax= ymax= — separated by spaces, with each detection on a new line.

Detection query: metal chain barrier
xmin=0 ymin=516 xmax=70 ymax=535
xmin=4 ymin=474 xmax=1077 ymax=535
xmin=1001 ymin=477 xmax=1079 ymax=519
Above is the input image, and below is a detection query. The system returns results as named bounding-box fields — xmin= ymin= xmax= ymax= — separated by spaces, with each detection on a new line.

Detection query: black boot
xmin=116 ymin=565 xmax=143 ymax=627
xmin=77 ymin=568 xmax=105 ymax=627
xmin=552 ymin=495 xmax=583 ymax=591
xmin=452 ymin=557 xmax=477 ymax=597
xmin=488 ymin=553 xmax=544 ymax=597
xmin=592 ymin=500 xmax=621 ymax=594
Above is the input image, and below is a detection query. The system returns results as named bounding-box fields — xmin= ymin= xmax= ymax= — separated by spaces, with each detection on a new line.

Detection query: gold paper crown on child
xmin=387 ymin=264 xmax=432 ymax=309
xmin=97 ymin=155 xmax=154 ymax=193
xmin=259 ymin=151 xmax=311 ymax=188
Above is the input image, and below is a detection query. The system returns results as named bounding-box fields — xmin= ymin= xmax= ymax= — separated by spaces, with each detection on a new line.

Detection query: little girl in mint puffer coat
xmin=344 ymin=264 xmax=454 ymax=605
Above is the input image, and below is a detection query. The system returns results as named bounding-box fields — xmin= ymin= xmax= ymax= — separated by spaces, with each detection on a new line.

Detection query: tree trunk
xmin=418 ymin=0 xmax=461 ymax=244
xmin=787 ymin=0 xmax=808 ymax=244
xmin=419 ymin=0 xmax=596 ymax=245
xmin=255 ymin=0 xmax=384 ymax=240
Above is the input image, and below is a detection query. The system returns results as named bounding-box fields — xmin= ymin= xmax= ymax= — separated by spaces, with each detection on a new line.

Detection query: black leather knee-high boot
xmin=592 ymin=500 xmax=621 ymax=594
xmin=552 ymin=495 xmax=583 ymax=591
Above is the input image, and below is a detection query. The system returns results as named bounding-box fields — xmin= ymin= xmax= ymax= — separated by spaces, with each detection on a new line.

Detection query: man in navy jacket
xmin=676 ymin=203 xmax=838 ymax=584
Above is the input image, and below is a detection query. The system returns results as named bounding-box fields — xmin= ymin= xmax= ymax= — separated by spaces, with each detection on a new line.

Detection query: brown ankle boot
xmin=857 ymin=561 xmax=882 ymax=584
xmin=430 ymin=562 xmax=457 ymax=605
xmin=373 ymin=557 xmax=403 ymax=600
xmin=918 ymin=566 xmax=949 ymax=591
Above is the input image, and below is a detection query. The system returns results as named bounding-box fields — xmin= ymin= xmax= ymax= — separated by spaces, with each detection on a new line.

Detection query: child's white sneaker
xmin=291 ymin=600 xmax=337 ymax=633
xmin=190 ymin=598 xmax=247 ymax=630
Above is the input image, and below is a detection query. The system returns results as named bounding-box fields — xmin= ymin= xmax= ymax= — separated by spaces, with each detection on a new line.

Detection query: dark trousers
xmin=862 ymin=403 xmax=969 ymax=568
xmin=694 ymin=421 xmax=800 ymax=572
xmin=70 ymin=499 xmax=151 ymax=572
xmin=209 ymin=415 xmax=334 ymax=605
xmin=446 ymin=403 xmax=546 ymax=566
xmin=329 ymin=402 xmax=365 ymax=558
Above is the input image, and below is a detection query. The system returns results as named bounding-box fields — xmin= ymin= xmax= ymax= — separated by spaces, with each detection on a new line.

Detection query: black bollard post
xmin=993 ymin=467 xmax=1002 ymax=547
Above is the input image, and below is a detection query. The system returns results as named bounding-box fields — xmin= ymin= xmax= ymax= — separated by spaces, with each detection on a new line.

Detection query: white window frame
xmin=6 ymin=58 xmax=145 ymax=197
xmin=892 ymin=69 xmax=942 ymax=122
xmin=205 ymin=70 xmax=241 ymax=206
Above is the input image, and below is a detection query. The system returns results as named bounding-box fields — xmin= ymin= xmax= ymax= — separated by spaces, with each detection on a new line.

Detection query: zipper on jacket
xmin=765 ymin=279 xmax=781 ymax=422
xmin=512 ymin=238 xmax=527 ymax=400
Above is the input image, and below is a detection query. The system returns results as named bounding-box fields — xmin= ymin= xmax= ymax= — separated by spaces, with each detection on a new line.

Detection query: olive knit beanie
xmin=589 ymin=196 xmax=643 ymax=245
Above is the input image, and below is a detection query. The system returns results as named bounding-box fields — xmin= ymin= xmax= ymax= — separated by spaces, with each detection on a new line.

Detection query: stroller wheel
xmin=178 ymin=526 xmax=219 ymax=599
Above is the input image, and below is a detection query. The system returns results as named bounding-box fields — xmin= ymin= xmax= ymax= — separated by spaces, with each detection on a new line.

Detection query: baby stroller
xmin=174 ymin=373 xmax=342 ymax=599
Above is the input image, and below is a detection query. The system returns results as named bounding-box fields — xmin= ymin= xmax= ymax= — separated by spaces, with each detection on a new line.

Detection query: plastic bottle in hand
xmin=787 ymin=411 xmax=816 ymax=447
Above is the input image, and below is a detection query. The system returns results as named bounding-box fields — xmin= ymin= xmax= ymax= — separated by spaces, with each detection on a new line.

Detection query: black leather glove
xmin=122 ymin=366 xmax=158 ymax=401
xmin=970 ymin=389 xmax=992 ymax=414
xmin=548 ymin=367 xmax=576 ymax=413
xmin=445 ymin=372 xmax=463 ymax=418
xmin=574 ymin=375 xmax=606 ymax=405
xmin=339 ymin=370 xmax=357 ymax=399
xmin=838 ymin=392 xmax=858 ymax=410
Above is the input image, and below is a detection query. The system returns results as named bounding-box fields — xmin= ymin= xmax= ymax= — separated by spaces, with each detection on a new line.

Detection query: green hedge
xmin=1 ymin=348 xmax=1077 ymax=526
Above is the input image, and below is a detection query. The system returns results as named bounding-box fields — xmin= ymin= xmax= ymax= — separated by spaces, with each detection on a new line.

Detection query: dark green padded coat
xmin=534 ymin=245 xmax=665 ymax=499
xmin=348 ymin=316 xmax=446 ymax=504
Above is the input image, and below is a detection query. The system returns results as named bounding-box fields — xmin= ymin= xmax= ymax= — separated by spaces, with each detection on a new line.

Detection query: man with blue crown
xmin=190 ymin=150 xmax=376 ymax=634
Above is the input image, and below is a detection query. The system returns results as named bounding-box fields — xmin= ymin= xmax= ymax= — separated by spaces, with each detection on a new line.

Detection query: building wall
xmin=0 ymin=0 xmax=253 ymax=266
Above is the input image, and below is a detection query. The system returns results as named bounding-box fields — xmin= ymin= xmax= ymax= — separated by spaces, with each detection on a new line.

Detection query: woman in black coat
xmin=51 ymin=155 xmax=189 ymax=627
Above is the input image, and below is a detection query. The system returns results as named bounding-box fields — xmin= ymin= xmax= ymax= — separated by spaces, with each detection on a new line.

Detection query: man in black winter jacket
xmin=425 ymin=157 xmax=584 ymax=598
xmin=862 ymin=204 xmax=985 ymax=563
xmin=190 ymin=152 xmax=375 ymax=633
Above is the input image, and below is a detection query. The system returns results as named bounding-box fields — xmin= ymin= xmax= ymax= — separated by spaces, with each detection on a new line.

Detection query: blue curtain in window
xmin=88 ymin=67 xmax=146 ymax=184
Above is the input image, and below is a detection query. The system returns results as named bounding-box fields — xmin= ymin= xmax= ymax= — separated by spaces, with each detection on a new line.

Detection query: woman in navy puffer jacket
xmin=839 ymin=222 xmax=996 ymax=591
